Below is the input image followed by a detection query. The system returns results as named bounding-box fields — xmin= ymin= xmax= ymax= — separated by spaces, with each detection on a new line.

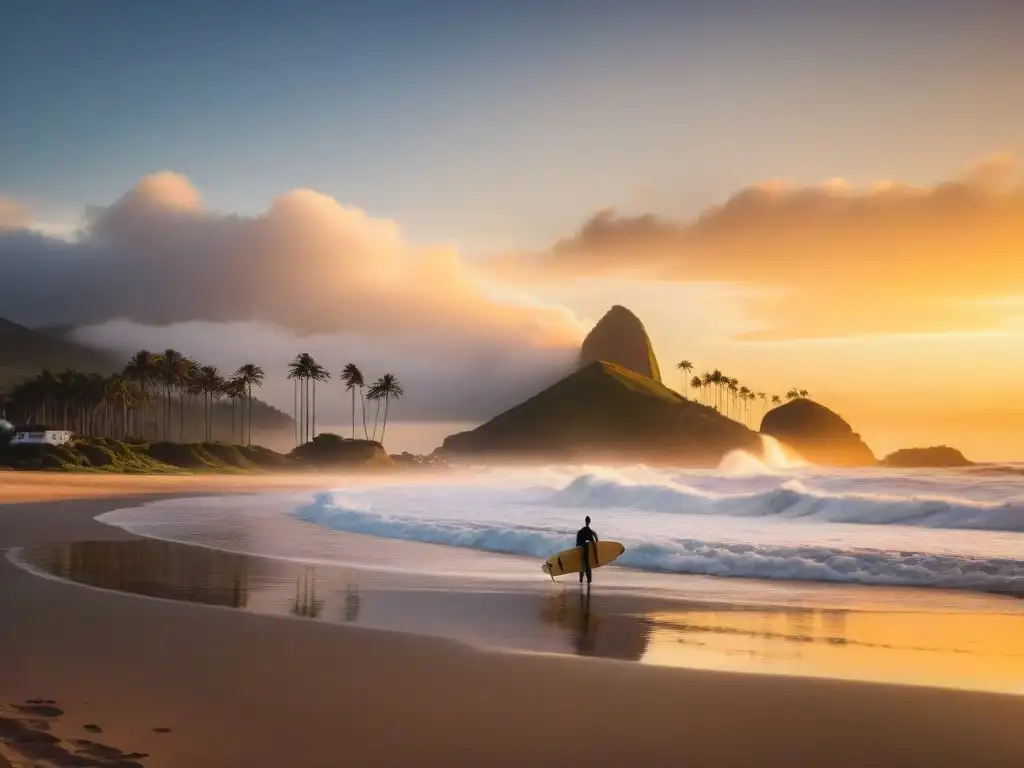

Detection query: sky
xmin=2 ymin=0 xmax=1024 ymax=459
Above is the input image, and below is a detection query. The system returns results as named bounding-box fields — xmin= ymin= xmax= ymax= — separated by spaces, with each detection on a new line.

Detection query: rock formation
xmin=578 ymin=305 xmax=661 ymax=382
xmin=881 ymin=446 xmax=972 ymax=468
xmin=290 ymin=434 xmax=392 ymax=467
xmin=759 ymin=398 xmax=876 ymax=467
xmin=439 ymin=361 xmax=759 ymax=466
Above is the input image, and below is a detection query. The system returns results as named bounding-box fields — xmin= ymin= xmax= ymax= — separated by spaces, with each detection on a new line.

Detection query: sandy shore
xmin=0 ymin=469 xmax=338 ymax=504
xmin=2 ymin=482 xmax=1024 ymax=766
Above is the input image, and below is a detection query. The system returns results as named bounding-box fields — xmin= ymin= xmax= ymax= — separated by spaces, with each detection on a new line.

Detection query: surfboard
xmin=542 ymin=541 xmax=625 ymax=580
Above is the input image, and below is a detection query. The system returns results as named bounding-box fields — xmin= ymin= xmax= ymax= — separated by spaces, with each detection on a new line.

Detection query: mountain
xmin=439 ymin=361 xmax=760 ymax=465
xmin=0 ymin=318 xmax=119 ymax=383
xmin=578 ymin=305 xmax=661 ymax=382
xmin=759 ymin=398 xmax=876 ymax=467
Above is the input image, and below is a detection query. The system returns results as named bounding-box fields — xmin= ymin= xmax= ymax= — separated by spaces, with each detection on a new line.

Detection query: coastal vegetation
xmin=285 ymin=355 xmax=404 ymax=446
xmin=676 ymin=359 xmax=809 ymax=430
xmin=2 ymin=353 xmax=282 ymax=444
xmin=0 ymin=349 xmax=406 ymax=454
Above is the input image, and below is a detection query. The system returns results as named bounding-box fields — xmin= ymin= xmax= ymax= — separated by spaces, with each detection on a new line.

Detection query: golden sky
xmin=508 ymin=152 xmax=1024 ymax=461
xmin=4 ymin=154 xmax=1024 ymax=460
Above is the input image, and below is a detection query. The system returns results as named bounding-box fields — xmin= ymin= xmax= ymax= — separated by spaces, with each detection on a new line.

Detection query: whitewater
xmin=97 ymin=443 xmax=1024 ymax=597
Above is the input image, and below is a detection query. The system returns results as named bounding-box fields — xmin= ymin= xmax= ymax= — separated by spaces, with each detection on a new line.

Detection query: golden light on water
xmin=641 ymin=608 xmax=1024 ymax=693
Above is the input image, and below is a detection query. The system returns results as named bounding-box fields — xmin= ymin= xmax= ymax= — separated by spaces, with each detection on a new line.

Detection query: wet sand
xmin=2 ymin=489 xmax=1024 ymax=766
xmin=0 ymin=469 xmax=339 ymax=505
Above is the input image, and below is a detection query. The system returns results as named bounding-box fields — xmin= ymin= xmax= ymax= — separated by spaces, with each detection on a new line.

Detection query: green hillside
xmin=0 ymin=434 xmax=388 ymax=473
xmin=0 ymin=318 xmax=119 ymax=383
xmin=440 ymin=360 xmax=760 ymax=465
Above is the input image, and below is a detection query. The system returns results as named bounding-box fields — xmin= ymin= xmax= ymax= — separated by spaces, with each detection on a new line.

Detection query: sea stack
xmin=579 ymin=305 xmax=662 ymax=382
xmin=760 ymin=398 xmax=876 ymax=467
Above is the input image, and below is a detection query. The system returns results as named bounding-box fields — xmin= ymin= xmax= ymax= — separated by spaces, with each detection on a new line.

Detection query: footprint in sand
xmin=152 ymin=726 xmax=172 ymax=733
xmin=14 ymin=702 xmax=63 ymax=718
xmin=83 ymin=723 xmax=104 ymax=733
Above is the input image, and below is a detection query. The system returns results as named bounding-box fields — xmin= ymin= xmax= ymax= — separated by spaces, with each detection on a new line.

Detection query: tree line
xmin=675 ymin=361 xmax=808 ymax=430
xmin=2 ymin=349 xmax=405 ymax=448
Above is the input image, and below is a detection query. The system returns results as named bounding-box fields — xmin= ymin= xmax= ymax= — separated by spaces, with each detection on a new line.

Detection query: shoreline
xmin=3 ymin=480 xmax=1024 ymax=766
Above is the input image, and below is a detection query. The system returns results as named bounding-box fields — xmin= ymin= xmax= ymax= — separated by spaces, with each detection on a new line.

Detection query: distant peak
xmin=579 ymin=304 xmax=661 ymax=382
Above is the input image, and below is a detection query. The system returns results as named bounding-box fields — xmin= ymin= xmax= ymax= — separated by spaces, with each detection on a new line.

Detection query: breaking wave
xmin=291 ymin=484 xmax=1024 ymax=595
xmin=551 ymin=474 xmax=1024 ymax=532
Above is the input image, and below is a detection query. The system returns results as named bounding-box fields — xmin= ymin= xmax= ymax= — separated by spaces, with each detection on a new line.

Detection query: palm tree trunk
xmin=312 ymin=381 xmax=317 ymax=441
xmin=351 ymin=388 xmax=356 ymax=439
xmin=381 ymin=394 xmax=390 ymax=444
xmin=360 ymin=389 xmax=368 ymax=439
xmin=373 ymin=398 xmax=381 ymax=442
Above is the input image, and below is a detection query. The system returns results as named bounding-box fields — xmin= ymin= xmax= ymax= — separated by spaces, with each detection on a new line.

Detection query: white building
xmin=9 ymin=429 xmax=73 ymax=446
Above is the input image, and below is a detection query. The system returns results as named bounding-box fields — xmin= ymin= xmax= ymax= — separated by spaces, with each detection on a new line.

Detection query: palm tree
xmin=197 ymin=366 xmax=223 ymax=441
xmin=287 ymin=354 xmax=313 ymax=446
xmin=799 ymin=389 xmax=809 ymax=399
xmin=308 ymin=359 xmax=330 ymax=441
xmin=221 ymin=375 xmax=243 ymax=443
xmin=771 ymin=395 xmax=781 ymax=406
xmin=157 ymin=349 xmax=190 ymax=441
xmin=739 ymin=386 xmax=751 ymax=424
xmin=676 ymin=360 xmax=693 ymax=398
xmin=185 ymin=358 xmax=202 ymax=440
xmin=689 ymin=376 xmax=703 ymax=405
xmin=123 ymin=350 xmax=158 ymax=439
xmin=786 ymin=389 xmax=800 ymax=401
xmin=233 ymin=364 xmax=266 ymax=446
xmin=340 ymin=363 xmax=366 ymax=439
xmin=104 ymin=376 xmax=133 ymax=439
xmin=710 ymin=370 xmax=724 ymax=411
xmin=367 ymin=374 xmax=404 ymax=445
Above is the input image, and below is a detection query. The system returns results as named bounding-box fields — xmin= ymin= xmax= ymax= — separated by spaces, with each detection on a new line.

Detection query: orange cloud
xmin=497 ymin=152 xmax=1024 ymax=339
xmin=0 ymin=172 xmax=587 ymax=421
xmin=0 ymin=196 xmax=30 ymax=230
xmin=2 ymin=171 xmax=584 ymax=346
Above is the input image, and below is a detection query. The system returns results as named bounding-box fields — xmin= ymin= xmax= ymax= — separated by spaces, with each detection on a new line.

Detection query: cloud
xmin=0 ymin=172 xmax=585 ymax=423
xmin=494 ymin=152 xmax=1024 ymax=339
xmin=0 ymin=196 xmax=30 ymax=230
xmin=72 ymin=320 xmax=577 ymax=423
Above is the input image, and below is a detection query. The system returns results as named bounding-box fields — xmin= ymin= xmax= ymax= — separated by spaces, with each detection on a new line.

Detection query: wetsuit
xmin=575 ymin=525 xmax=599 ymax=584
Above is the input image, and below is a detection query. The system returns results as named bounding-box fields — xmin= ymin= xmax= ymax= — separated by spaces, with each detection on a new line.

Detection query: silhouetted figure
xmin=575 ymin=516 xmax=599 ymax=586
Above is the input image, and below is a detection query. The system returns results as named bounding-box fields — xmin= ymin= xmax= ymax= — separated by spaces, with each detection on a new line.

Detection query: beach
xmin=2 ymin=473 xmax=1024 ymax=767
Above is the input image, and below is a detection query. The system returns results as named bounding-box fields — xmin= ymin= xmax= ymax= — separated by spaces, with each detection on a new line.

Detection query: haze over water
xmin=94 ymin=440 xmax=1024 ymax=597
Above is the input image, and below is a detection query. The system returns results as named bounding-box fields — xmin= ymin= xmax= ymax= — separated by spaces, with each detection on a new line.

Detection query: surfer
xmin=576 ymin=516 xmax=599 ymax=586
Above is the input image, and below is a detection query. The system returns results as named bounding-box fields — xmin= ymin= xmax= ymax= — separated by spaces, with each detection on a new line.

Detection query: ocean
xmin=92 ymin=438 xmax=1024 ymax=598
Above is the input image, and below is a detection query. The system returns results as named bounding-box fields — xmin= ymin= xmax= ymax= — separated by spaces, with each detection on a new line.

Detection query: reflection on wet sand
xmin=642 ymin=607 xmax=1024 ymax=693
xmin=15 ymin=539 xmax=1024 ymax=693
xmin=25 ymin=539 xmax=254 ymax=610
xmin=291 ymin=568 xmax=325 ymax=619
xmin=539 ymin=590 xmax=652 ymax=662
xmin=15 ymin=540 xmax=654 ymax=662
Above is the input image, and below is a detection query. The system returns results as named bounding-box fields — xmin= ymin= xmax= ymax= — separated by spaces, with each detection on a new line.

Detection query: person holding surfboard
xmin=575 ymin=516 xmax=599 ymax=586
